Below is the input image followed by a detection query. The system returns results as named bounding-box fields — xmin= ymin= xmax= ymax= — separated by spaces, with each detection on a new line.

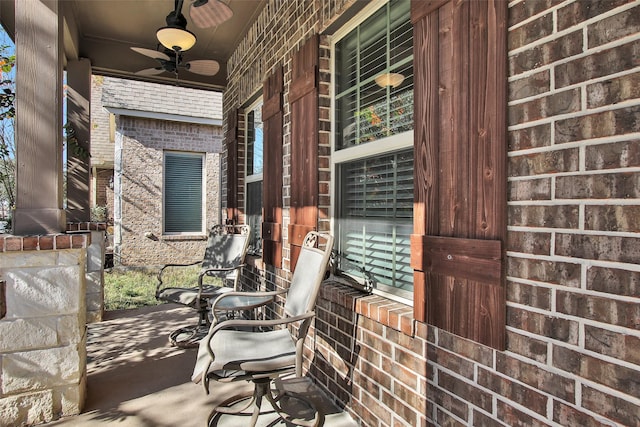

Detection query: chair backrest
xmin=201 ymin=224 xmax=251 ymax=273
xmin=284 ymin=231 xmax=334 ymax=317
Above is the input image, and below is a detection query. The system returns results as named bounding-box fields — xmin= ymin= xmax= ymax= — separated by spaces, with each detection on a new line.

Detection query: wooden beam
xmin=66 ymin=58 xmax=92 ymax=222
xmin=13 ymin=0 xmax=66 ymax=234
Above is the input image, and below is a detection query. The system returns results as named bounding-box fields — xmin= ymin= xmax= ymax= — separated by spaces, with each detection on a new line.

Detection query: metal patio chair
xmin=191 ymin=231 xmax=333 ymax=427
xmin=155 ymin=224 xmax=251 ymax=348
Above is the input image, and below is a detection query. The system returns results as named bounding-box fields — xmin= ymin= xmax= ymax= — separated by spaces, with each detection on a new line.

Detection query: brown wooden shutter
xmin=288 ymin=35 xmax=319 ymax=270
xmin=262 ymin=67 xmax=284 ymax=267
xmin=410 ymin=0 xmax=507 ymax=350
xmin=225 ymin=108 xmax=239 ymax=224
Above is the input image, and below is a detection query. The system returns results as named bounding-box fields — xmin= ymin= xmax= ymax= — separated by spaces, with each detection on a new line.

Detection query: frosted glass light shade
xmin=157 ymin=27 xmax=196 ymax=52
xmin=375 ymin=72 xmax=405 ymax=88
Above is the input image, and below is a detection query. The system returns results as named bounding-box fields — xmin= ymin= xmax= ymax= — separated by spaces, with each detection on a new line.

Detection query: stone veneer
xmin=67 ymin=223 xmax=107 ymax=324
xmin=0 ymin=226 xmax=101 ymax=426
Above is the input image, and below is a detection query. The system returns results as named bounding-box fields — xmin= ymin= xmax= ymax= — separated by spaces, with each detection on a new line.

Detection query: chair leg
xmin=169 ymin=303 xmax=211 ymax=348
xmin=212 ymin=378 xmax=318 ymax=427
xmin=266 ymin=387 xmax=319 ymax=427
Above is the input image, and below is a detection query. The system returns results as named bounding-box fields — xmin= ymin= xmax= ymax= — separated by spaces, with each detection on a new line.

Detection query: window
xmin=333 ymin=0 xmax=414 ymax=301
xmin=245 ymin=99 xmax=263 ymax=254
xmin=164 ymin=151 xmax=205 ymax=234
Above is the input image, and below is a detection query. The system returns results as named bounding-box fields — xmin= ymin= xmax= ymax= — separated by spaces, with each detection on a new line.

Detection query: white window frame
xmin=245 ymin=97 xmax=264 ymax=255
xmin=330 ymin=0 xmax=414 ymax=305
xmin=162 ymin=150 xmax=206 ymax=235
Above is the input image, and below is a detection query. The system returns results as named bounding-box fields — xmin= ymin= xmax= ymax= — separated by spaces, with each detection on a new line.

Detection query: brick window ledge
xmin=246 ymin=254 xmax=265 ymax=269
xmin=241 ymin=257 xmax=416 ymax=336
xmin=320 ymin=280 xmax=415 ymax=336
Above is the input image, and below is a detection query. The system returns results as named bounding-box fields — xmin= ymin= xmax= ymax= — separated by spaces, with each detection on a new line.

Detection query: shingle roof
xmin=101 ymin=77 xmax=222 ymax=121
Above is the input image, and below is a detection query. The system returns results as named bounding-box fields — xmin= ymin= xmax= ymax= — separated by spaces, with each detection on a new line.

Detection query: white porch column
xmin=12 ymin=0 xmax=66 ymax=235
xmin=66 ymin=58 xmax=92 ymax=223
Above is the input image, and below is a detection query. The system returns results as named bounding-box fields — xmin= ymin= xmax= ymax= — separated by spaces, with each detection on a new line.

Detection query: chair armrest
xmin=210 ymin=289 xmax=286 ymax=311
xmin=197 ymin=264 xmax=247 ymax=297
xmin=156 ymin=260 xmax=202 ymax=297
xmin=198 ymin=264 xmax=246 ymax=281
xmin=212 ymin=311 xmax=315 ymax=333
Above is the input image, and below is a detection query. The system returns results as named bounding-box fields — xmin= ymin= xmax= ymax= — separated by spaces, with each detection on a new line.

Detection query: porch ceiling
xmin=0 ymin=0 xmax=266 ymax=91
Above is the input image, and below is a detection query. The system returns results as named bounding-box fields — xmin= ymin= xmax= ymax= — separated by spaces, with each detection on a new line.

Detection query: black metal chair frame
xmin=155 ymin=224 xmax=251 ymax=347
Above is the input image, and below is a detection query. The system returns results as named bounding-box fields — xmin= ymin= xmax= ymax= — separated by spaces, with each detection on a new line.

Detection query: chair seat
xmin=158 ymin=285 xmax=231 ymax=307
xmin=192 ymin=328 xmax=296 ymax=383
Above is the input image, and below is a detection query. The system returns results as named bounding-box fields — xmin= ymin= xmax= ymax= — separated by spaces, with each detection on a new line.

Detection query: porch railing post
xmin=12 ymin=0 xmax=66 ymax=235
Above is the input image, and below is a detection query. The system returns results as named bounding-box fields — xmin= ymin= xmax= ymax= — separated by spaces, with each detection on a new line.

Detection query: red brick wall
xmin=94 ymin=168 xmax=113 ymax=220
xmin=230 ymin=0 xmax=640 ymax=426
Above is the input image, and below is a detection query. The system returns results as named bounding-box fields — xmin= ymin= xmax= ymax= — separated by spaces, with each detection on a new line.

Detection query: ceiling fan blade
xmin=135 ymin=67 xmax=165 ymax=76
xmin=189 ymin=0 xmax=233 ymax=28
xmin=185 ymin=60 xmax=220 ymax=76
xmin=131 ymin=47 xmax=170 ymax=61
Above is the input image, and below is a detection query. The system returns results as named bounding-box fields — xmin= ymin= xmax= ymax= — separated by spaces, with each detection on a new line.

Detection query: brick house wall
xmin=100 ymin=77 xmax=224 ymax=267
xmin=90 ymin=76 xmax=114 ymax=168
xmin=115 ymin=116 xmax=222 ymax=266
xmin=225 ymin=1 xmax=640 ymax=426
xmin=94 ymin=169 xmax=113 ymax=217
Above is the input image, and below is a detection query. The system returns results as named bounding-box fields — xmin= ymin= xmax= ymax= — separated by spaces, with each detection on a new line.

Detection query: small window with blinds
xmin=332 ymin=0 xmax=414 ymax=301
xmin=163 ymin=151 xmax=205 ymax=234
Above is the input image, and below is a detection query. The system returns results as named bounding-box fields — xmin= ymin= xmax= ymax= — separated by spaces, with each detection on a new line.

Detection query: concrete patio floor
xmin=45 ymin=304 xmax=357 ymax=427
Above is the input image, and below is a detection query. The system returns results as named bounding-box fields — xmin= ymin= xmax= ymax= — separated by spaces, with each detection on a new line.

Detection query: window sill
xmin=320 ymin=279 xmax=415 ymax=336
xmin=245 ymin=254 xmax=264 ymax=269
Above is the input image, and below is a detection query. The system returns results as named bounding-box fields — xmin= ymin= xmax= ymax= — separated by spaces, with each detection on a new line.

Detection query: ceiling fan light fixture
xmin=156 ymin=26 xmax=196 ymax=52
xmin=375 ymin=72 xmax=405 ymax=88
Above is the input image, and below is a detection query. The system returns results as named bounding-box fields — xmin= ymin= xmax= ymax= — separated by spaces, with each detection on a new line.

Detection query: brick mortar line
xmin=507 ymin=277 xmax=636 ymax=300
xmin=426 ymin=369 xmax=556 ymax=425
xmin=507 ymin=167 xmax=640 ymax=180
xmin=551 ymin=347 xmax=640 ymax=405
xmin=506 ymin=251 xmax=640 ymax=272
xmin=504 ymin=275 xmax=588 ymax=294
xmin=508 ymin=77 xmax=640 ymax=107
xmin=506 ymin=108 xmax=640 ymax=132
xmin=506 ymin=0 xmax=571 ymax=31
xmin=508 ymin=118 xmax=640 ymax=140
xmin=323 ymin=326 xmax=356 ymax=356
xmin=509 ymin=227 xmax=639 ymax=241
xmin=508 ymin=98 xmax=639 ymax=128
xmin=357 ymin=382 xmax=424 ymax=425
xmin=508 ymin=326 xmax=640 ymax=362
xmin=351 ymin=337 xmax=385 ymax=366
xmin=506 ymin=199 xmax=640 ymax=206
xmin=506 ymin=225 xmax=640 ymax=239
xmin=430 ymin=348 xmax=636 ymax=425
xmin=507 ymin=135 xmax=640 ymax=156
xmin=505 ymin=298 xmax=640 ymax=332
xmin=427 ymin=400 xmax=468 ymax=426
xmin=508 ymin=7 xmax=640 ymax=57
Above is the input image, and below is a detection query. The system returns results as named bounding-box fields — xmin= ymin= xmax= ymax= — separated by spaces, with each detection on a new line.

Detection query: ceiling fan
xmin=131 ymin=0 xmax=233 ymax=79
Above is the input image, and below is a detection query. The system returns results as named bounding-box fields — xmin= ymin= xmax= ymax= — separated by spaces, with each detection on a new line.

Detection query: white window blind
xmin=164 ymin=152 xmax=204 ymax=234
xmin=338 ymin=149 xmax=414 ymax=297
